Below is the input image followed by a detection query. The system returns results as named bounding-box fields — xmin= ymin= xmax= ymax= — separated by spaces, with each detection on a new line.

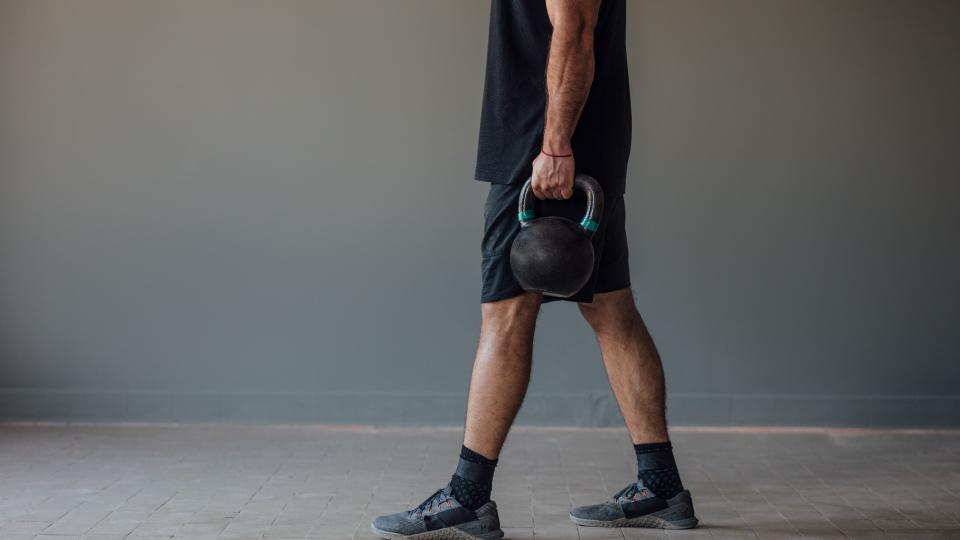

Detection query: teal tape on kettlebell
xmin=519 ymin=209 xmax=536 ymax=222
xmin=580 ymin=218 xmax=599 ymax=232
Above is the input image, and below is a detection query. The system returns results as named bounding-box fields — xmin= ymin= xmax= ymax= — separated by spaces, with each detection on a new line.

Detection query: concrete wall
xmin=2 ymin=0 xmax=958 ymax=426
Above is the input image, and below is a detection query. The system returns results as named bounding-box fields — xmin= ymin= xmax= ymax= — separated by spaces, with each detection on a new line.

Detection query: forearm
xmin=543 ymin=11 xmax=596 ymax=153
xmin=532 ymin=1 xmax=600 ymax=201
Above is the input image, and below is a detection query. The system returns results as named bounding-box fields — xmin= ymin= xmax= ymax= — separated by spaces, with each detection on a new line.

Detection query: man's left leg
xmin=569 ymin=288 xmax=698 ymax=529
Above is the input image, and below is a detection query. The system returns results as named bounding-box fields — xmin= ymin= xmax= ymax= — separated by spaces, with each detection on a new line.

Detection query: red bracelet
xmin=541 ymin=148 xmax=573 ymax=158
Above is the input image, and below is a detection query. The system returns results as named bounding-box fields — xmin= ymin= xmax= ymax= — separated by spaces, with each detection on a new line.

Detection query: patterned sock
xmin=449 ymin=445 xmax=498 ymax=511
xmin=634 ymin=441 xmax=685 ymax=499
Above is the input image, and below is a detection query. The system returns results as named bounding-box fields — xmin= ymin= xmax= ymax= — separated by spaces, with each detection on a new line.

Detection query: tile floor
xmin=0 ymin=424 xmax=958 ymax=540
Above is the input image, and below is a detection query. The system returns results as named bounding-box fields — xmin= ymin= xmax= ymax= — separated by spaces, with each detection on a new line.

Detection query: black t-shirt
xmin=475 ymin=0 xmax=631 ymax=197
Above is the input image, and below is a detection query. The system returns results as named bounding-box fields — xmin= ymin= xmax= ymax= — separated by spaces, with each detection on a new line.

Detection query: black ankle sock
xmin=634 ymin=441 xmax=685 ymax=499
xmin=450 ymin=445 xmax=498 ymax=510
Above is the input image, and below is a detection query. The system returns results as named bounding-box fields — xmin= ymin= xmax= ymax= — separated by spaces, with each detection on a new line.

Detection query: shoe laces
xmin=613 ymin=482 xmax=650 ymax=502
xmin=412 ymin=487 xmax=450 ymax=516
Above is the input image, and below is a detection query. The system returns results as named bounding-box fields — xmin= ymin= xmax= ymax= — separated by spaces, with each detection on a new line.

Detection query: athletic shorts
xmin=481 ymin=182 xmax=630 ymax=304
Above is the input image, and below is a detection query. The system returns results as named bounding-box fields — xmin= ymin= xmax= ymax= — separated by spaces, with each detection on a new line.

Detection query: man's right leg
xmin=463 ymin=292 xmax=541 ymax=458
xmin=371 ymin=293 xmax=540 ymax=539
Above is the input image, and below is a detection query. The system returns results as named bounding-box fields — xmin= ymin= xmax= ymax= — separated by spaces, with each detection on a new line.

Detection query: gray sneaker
xmin=371 ymin=485 xmax=504 ymax=539
xmin=569 ymin=482 xmax=698 ymax=529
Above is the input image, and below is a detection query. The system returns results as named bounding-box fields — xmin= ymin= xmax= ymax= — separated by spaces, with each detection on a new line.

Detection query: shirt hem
xmin=474 ymin=166 xmax=518 ymax=184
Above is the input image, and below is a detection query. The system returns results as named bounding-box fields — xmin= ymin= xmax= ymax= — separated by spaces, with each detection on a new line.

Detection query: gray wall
xmin=2 ymin=0 xmax=958 ymax=427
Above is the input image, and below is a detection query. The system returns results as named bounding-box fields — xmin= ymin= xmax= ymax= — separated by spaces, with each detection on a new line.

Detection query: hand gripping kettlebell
xmin=509 ymin=174 xmax=604 ymax=298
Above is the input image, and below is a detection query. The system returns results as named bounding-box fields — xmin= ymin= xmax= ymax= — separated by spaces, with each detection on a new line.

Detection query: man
xmin=372 ymin=1 xmax=698 ymax=538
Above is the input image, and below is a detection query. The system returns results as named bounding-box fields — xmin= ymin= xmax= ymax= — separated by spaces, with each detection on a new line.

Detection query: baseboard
xmin=0 ymin=388 xmax=957 ymax=427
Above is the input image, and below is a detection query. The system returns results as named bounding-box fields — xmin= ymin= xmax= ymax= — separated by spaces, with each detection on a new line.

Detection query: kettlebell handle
xmin=517 ymin=174 xmax=604 ymax=236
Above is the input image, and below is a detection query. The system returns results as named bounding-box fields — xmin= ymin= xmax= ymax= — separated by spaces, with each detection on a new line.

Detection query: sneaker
xmin=371 ymin=484 xmax=504 ymax=539
xmin=569 ymin=482 xmax=698 ymax=529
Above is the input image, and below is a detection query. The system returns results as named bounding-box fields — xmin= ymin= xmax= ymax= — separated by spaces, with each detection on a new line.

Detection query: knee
xmin=578 ymin=289 xmax=639 ymax=333
xmin=481 ymin=292 xmax=541 ymax=329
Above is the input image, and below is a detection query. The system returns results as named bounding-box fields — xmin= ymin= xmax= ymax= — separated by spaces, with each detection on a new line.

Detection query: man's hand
xmin=531 ymin=151 xmax=575 ymax=200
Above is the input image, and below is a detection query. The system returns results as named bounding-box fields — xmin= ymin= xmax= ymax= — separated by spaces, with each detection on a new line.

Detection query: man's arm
xmin=531 ymin=0 xmax=601 ymax=200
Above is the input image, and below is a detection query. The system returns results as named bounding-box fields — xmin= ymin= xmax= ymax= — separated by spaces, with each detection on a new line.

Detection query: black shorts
xmin=481 ymin=182 xmax=631 ymax=304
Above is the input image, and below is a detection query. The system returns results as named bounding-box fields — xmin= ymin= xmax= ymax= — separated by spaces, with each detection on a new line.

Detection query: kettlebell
xmin=509 ymin=174 xmax=604 ymax=298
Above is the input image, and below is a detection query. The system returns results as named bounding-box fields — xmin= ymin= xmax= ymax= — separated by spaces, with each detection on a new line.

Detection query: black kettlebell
xmin=509 ymin=174 xmax=604 ymax=298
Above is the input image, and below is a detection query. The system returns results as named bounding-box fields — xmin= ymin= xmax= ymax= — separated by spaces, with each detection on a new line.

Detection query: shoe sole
xmin=569 ymin=513 xmax=699 ymax=529
xmin=371 ymin=524 xmax=505 ymax=540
